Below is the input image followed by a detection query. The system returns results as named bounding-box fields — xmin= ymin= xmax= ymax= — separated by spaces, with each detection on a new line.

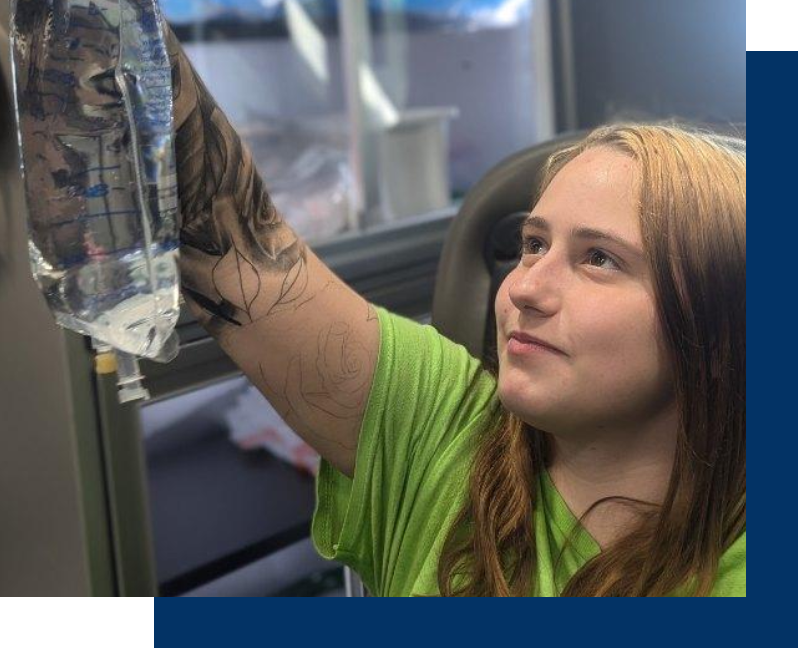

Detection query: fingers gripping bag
xmin=10 ymin=0 xmax=181 ymax=401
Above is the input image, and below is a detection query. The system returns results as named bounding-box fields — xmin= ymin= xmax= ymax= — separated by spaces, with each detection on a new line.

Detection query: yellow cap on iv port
xmin=94 ymin=352 xmax=117 ymax=375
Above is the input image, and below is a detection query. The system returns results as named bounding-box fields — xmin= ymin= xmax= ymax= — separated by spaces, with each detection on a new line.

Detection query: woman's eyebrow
xmin=522 ymin=214 xmax=645 ymax=259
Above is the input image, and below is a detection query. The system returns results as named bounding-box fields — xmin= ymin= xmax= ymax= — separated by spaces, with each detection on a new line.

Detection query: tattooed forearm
xmin=164 ymin=26 xmax=379 ymax=474
xmin=165 ymin=25 xmax=310 ymax=334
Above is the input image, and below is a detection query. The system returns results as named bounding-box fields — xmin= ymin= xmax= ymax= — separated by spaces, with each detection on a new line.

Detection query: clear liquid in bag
xmin=10 ymin=0 xmax=181 ymax=365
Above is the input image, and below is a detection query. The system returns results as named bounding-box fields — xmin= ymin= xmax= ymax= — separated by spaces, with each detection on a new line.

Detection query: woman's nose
xmin=507 ymin=257 xmax=563 ymax=316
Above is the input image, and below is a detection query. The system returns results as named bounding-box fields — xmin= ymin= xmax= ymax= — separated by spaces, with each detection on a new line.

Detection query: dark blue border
xmin=747 ymin=52 xmax=785 ymax=602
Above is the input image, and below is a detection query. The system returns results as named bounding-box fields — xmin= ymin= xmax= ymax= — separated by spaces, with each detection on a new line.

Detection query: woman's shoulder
xmin=710 ymin=531 xmax=746 ymax=597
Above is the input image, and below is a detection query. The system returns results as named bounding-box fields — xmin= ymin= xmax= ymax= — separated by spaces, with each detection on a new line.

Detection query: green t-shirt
xmin=311 ymin=306 xmax=746 ymax=596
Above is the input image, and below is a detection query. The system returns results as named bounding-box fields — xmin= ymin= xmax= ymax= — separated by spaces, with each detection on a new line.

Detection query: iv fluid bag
xmin=10 ymin=0 xmax=181 ymax=363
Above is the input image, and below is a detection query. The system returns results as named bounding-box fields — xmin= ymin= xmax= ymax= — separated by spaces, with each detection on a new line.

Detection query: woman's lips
xmin=507 ymin=337 xmax=562 ymax=356
xmin=506 ymin=330 xmax=567 ymax=356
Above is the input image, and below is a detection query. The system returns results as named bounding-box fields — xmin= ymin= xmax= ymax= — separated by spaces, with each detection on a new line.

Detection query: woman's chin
xmin=498 ymin=381 xmax=554 ymax=428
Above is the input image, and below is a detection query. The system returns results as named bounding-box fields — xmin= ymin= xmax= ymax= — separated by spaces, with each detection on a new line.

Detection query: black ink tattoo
xmin=164 ymin=26 xmax=377 ymax=458
xmin=165 ymin=25 xmax=310 ymax=330
xmin=258 ymin=289 xmax=374 ymax=452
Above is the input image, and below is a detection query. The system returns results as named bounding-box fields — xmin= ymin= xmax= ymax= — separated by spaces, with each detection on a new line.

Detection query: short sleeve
xmin=310 ymin=305 xmax=499 ymax=595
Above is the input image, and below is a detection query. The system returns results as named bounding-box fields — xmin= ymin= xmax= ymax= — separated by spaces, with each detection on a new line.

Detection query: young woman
xmin=308 ymin=124 xmax=745 ymax=597
xmin=434 ymin=125 xmax=746 ymax=596
xmin=165 ymin=26 xmax=745 ymax=596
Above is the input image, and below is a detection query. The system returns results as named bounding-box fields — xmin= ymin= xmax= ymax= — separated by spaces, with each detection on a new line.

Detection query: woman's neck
xmin=546 ymin=402 xmax=678 ymax=549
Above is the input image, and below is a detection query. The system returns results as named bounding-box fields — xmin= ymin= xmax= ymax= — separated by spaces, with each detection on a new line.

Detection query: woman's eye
xmin=587 ymin=248 xmax=621 ymax=271
xmin=521 ymin=236 xmax=621 ymax=270
xmin=521 ymin=236 xmax=545 ymax=255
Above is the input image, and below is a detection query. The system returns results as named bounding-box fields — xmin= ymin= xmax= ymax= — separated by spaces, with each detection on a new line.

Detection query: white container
xmin=377 ymin=106 xmax=459 ymax=221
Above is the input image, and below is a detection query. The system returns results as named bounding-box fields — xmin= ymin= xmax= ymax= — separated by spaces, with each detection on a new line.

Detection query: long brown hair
xmin=437 ymin=122 xmax=746 ymax=596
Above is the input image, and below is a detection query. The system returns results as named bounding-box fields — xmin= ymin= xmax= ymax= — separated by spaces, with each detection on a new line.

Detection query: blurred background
xmin=161 ymin=0 xmax=746 ymax=244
